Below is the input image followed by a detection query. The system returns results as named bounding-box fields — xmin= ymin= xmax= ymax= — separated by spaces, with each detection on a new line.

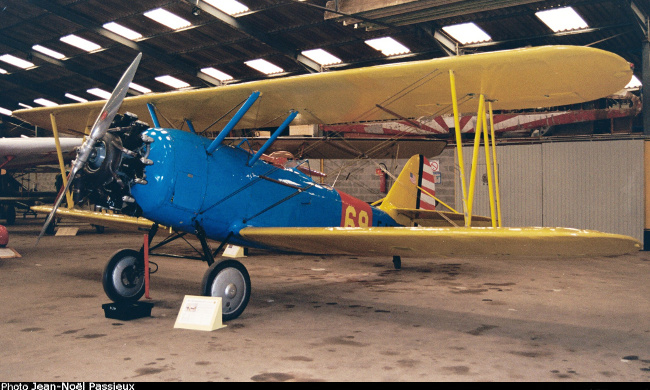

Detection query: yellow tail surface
xmin=378 ymin=155 xmax=491 ymax=227
xmin=378 ymin=155 xmax=437 ymax=226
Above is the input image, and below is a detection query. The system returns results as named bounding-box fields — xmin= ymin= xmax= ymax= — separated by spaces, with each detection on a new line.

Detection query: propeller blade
xmin=36 ymin=53 xmax=142 ymax=245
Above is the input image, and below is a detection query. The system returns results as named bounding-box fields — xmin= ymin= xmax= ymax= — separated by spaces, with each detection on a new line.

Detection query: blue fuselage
xmin=131 ymin=128 xmax=398 ymax=247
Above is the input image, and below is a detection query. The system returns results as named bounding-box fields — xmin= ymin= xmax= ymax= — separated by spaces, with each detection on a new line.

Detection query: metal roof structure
xmin=0 ymin=0 xmax=648 ymax=133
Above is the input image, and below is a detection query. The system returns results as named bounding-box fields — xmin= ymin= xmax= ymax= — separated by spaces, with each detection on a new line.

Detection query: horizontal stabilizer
xmin=394 ymin=209 xmax=491 ymax=227
xmin=239 ymin=226 xmax=641 ymax=258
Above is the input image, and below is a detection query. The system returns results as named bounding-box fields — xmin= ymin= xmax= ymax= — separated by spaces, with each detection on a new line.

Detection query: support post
xmin=49 ymin=113 xmax=74 ymax=209
xmin=248 ymin=110 xmax=298 ymax=166
xmin=449 ymin=70 xmax=469 ymax=226
xmin=467 ymin=94 xmax=485 ymax=225
xmin=143 ymin=234 xmax=150 ymax=299
xmin=185 ymin=119 xmax=196 ymax=134
xmin=207 ymin=91 xmax=261 ymax=154
xmin=482 ymin=103 xmax=496 ymax=227
xmin=146 ymin=103 xmax=160 ymax=128
xmin=489 ymin=102 xmax=502 ymax=227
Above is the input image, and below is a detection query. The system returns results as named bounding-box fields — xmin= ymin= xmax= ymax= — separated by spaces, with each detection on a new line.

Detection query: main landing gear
xmin=101 ymin=223 xmax=251 ymax=321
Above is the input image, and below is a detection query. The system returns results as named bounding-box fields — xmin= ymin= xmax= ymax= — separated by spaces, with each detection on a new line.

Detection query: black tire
xmin=103 ymin=249 xmax=145 ymax=302
xmin=201 ymin=259 xmax=251 ymax=322
xmin=45 ymin=219 xmax=56 ymax=235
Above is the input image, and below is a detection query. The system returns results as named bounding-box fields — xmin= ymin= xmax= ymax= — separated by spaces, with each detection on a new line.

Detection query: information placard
xmin=174 ymin=295 xmax=226 ymax=331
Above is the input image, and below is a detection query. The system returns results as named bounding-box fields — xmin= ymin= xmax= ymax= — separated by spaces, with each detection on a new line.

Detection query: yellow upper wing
xmin=12 ymin=46 xmax=631 ymax=135
xmin=239 ymin=226 xmax=641 ymax=258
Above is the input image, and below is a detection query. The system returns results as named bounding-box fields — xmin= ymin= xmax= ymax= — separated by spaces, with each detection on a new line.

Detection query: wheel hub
xmin=224 ymin=283 xmax=237 ymax=299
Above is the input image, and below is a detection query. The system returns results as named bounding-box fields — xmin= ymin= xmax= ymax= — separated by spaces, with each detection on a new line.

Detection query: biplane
xmin=14 ymin=45 xmax=641 ymax=321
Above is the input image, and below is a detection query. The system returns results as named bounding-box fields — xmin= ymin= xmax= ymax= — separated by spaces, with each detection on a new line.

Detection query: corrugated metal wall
xmin=456 ymin=140 xmax=644 ymax=241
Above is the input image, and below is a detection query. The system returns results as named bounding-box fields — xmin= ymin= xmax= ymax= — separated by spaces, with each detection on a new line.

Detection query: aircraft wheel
xmin=201 ymin=259 xmax=251 ymax=322
xmin=103 ymin=249 xmax=145 ymax=302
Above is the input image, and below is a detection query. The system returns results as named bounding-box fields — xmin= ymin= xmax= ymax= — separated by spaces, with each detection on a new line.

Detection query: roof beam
xmin=1 ymin=34 xmax=142 ymax=99
xmin=185 ymin=0 xmax=322 ymax=73
xmin=26 ymin=0 xmax=223 ymax=86
xmin=0 ymin=71 xmax=71 ymax=108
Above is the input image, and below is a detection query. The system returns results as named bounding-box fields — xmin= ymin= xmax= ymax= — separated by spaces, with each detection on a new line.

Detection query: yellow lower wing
xmin=31 ymin=205 xmax=156 ymax=230
xmin=239 ymin=226 xmax=641 ymax=258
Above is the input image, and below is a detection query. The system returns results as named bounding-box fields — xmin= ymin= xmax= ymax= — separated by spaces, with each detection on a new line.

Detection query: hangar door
xmin=456 ymin=139 xmax=644 ymax=241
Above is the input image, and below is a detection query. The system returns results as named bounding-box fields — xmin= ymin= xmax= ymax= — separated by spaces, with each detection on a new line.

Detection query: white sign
xmin=174 ymin=295 xmax=226 ymax=331
xmin=430 ymin=159 xmax=439 ymax=172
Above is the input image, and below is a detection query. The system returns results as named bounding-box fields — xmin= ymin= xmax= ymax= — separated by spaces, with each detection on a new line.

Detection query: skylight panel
xmin=626 ymin=75 xmax=641 ymax=89
xmin=205 ymin=0 xmax=250 ymax=16
xmin=0 ymin=54 xmax=35 ymax=69
xmin=245 ymin=59 xmax=284 ymax=75
xmin=34 ymin=98 xmax=58 ymax=107
xmin=301 ymin=49 xmax=342 ymax=66
xmin=364 ymin=37 xmax=410 ymax=56
xmin=60 ymin=34 xmax=102 ymax=52
xmin=0 ymin=107 xmax=11 ymax=116
xmin=87 ymin=88 xmax=112 ymax=100
xmin=200 ymin=67 xmax=234 ymax=82
xmin=103 ymin=22 xmax=143 ymax=40
xmin=32 ymin=45 xmax=66 ymax=60
xmin=155 ymin=75 xmax=190 ymax=89
xmin=65 ymin=93 xmax=88 ymax=103
xmin=130 ymin=83 xmax=152 ymax=94
xmin=442 ymin=22 xmax=492 ymax=44
xmin=535 ymin=7 xmax=588 ymax=32
xmin=144 ymin=8 xmax=191 ymax=30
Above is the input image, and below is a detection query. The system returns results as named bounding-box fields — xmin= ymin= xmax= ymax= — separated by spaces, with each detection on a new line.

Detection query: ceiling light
xmin=364 ymin=37 xmax=410 ymax=56
xmin=245 ymin=59 xmax=284 ymax=75
xmin=0 ymin=107 xmax=12 ymax=116
xmin=32 ymin=45 xmax=66 ymax=60
xmin=155 ymin=75 xmax=190 ymax=89
xmin=0 ymin=54 xmax=35 ymax=69
xmin=60 ymin=34 xmax=102 ymax=52
xmin=535 ymin=7 xmax=588 ymax=32
xmin=442 ymin=22 xmax=492 ymax=44
xmin=205 ymin=0 xmax=250 ymax=16
xmin=65 ymin=93 xmax=88 ymax=103
xmin=301 ymin=49 xmax=342 ymax=66
xmin=200 ymin=67 xmax=234 ymax=82
xmin=144 ymin=8 xmax=191 ymax=30
xmin=0 ymin=67 xmax=7 ymax=74
xmin=130 ymin=83 xmax=152 ymax=94
xmin=103 ymin=22 xmax=143 ymax=40
xmin=87 ymin=88 xmax=112 ymax=100
xmin=18 ymin=103 xmax=33 ymax=109
xmin=34 ymin=98 xmax=58 ymax=107
xmin=626 ymin=75 xmax=642 ymax=89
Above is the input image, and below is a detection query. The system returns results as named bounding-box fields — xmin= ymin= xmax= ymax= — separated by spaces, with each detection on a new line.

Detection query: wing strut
xmin=248 ymin=110 xmax=298 ymax=166
xmin=206 ymin=91 xmax=261 ymax=154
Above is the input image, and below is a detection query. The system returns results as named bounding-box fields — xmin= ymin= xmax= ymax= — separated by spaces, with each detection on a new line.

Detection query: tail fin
xmin=378 ymin=155 xmax=437 ymax=225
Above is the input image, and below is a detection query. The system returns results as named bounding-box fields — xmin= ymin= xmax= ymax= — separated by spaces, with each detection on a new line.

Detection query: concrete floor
xmin=1 ymin=217 xmax=650 ymax=382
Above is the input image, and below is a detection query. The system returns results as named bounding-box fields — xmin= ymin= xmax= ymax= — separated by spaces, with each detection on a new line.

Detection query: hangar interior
xmin=1 ymin=0 xmax=650 ymax=382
